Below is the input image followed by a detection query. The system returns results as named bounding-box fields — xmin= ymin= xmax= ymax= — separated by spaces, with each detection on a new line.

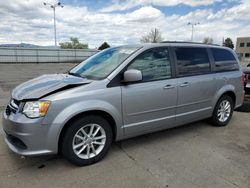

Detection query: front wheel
xmin=211 ymin=95 xmax=234 ymax=127
xmin=61 ymin=115 xmax=113 ymax=166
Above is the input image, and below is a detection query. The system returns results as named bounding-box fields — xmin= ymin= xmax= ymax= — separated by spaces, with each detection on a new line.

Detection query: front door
xmin=121 ymin=47 xmax=177 ymax=137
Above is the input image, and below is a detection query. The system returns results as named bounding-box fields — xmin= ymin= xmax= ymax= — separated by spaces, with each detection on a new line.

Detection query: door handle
xmin=164 ymin=84 xmax=175 ymax=89
xmin=179 ymin=82 xmax=189 ymax=87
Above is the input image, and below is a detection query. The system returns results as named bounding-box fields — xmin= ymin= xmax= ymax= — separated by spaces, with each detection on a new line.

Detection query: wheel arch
xmin=221 ymin=91 xmax=236 ymax=107
xmin=58 ymin=110 xmax=118 ymax=153
xmin=212 ymin=84 xmax=236 ymax=110
xmin=211 ymin=90 xmax=236 ymax=127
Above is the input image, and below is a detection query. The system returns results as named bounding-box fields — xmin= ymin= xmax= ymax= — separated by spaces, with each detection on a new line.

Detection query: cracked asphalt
xmin=0 ymin=63 xmax=249 ymax=188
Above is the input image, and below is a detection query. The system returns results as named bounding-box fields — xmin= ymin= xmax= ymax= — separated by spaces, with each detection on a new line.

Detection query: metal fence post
xmin=58 ymin=49 xmax=60 ymax=63
xmin=36 ymin=49 xmax=39 ymax=63
xmin=75 ymin=49 xmax=77 ymax=63
xmin=15 ymin=48 xmax=18 ymax=63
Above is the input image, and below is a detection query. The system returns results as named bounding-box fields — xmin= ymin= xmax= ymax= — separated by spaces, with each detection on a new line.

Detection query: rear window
xmin=175 ymin=47 xmax=210 ymax=77
xmin=211 ymin=48 xmax=239 ymax=72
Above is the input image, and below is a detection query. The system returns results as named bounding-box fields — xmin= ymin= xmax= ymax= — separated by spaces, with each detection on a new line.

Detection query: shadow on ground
xmin=4 ymin=121 xmax=210 ymax=169
xmin=236 ymin=96 xmax=250 ymax=112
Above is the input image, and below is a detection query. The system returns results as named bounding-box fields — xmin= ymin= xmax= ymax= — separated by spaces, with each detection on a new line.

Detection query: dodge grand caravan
xmin=2 ymin=43 xmax=244 ymax=166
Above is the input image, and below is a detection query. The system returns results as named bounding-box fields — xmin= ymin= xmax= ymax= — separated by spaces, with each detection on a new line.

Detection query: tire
xmin=211 ymin=95 xmax=234 ymax=127
xmin=61 ymin=115 xmax=113 ymax=166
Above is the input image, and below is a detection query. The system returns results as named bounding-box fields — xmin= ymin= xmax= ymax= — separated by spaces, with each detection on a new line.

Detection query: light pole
xmin=43 ymin=2 xmax=64 ymax=47
xmin=187 ymin=22 xmax=200 ymax=42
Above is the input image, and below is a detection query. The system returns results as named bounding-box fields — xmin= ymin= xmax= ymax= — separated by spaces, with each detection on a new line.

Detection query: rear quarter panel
xmin=211 ymin=71 xmax=244 ymax=109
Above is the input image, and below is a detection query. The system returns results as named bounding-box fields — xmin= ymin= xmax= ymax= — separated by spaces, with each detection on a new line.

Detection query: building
xmin=236 ymin=37 xmax=250 ymax=59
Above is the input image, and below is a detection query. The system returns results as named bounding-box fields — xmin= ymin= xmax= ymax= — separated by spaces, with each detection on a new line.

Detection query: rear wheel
xmin=211 ymin=95 xmax=234 ymax=127
xmin=61 ymin=115 xmax=113 ymax=166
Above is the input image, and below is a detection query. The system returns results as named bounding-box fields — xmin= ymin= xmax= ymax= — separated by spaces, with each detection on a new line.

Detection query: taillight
xmin=242 ymin=72 xmax=247 ymax=86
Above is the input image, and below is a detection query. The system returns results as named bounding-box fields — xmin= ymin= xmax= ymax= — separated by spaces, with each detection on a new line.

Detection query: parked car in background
xmin=243 ymin=66 xmax=250 ymax=93
xmin=2 ymin=42 xmax=244 ymax=166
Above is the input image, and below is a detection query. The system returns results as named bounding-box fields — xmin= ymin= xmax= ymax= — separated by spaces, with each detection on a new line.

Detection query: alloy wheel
xmin=72 ymin=124 xmax=106 ymax=159
xmin=217 ymin=100 xmax=231 ymax=122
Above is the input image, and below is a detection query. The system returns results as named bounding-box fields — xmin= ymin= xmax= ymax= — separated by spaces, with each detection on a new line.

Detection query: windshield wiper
xmin=68 ymin=72 xmax=88 ymax=79
xmin=68 ymin=72 xmax=82 ymax=77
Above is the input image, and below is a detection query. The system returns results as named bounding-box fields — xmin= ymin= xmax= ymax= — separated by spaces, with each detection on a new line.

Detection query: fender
xmin=42 ymin=100 xmax=123 ymax=153
xmin=57 ymin=100 xmax=121 ymax=134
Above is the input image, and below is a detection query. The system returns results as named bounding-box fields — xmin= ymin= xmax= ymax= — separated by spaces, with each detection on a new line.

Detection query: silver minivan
xmin=2 ymin=43 xmax=245 ymax=166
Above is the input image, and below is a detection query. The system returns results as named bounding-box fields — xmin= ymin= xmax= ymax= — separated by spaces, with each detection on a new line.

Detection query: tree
xmin=223 ymin=37 xmax=234 ymax=49
xmin=59 ymin=37 xmax=88 ymax=49
xmin=202 ymin=37 xmax=213 ymax=44
xmin=98 ymin=42 xmax=110 ymax=50
xmin=140 ymin=28 xmax=163 ymax=43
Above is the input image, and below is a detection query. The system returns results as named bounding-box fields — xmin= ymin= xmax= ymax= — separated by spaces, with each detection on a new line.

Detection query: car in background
xmin=242 ymin=66 xmax=250 ymax=93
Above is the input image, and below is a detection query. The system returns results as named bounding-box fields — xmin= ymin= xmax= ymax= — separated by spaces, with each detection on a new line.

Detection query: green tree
xmin=59 ymin=37 xmax=88 ymax=49
xmin=223 ymin=37 xmax=234 ymax=49
xmin=202 ymin=37 xmax=213 ymax=44
xmin=140 ymin=28 xmax=163 ymax=43
xmin=98 ymin=42 xmax=110 ymax=50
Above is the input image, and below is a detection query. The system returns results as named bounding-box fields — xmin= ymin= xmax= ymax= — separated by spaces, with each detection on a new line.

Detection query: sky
xmin=0 ymin=0 xmax=249 ymax=48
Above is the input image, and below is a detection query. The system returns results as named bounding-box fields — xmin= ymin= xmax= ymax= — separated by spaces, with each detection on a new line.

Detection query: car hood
xmin=12 ymin=74 xmax=91 ymax=101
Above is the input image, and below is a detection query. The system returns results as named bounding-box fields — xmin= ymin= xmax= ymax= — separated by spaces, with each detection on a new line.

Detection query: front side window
xmin=69 ymin=46 xmax=140 ymax=80
xmin=211 ymin=48 xmax=239 ymax=72
xmin=175 ymin=47 xmax=210 ymax=76
xmin=127 ymin=48 xmax=171 ymax=82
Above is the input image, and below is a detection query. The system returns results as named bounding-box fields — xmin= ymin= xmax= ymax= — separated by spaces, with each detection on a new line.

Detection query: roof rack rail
xmin=160 ymin=41 xmax=220 ymax=46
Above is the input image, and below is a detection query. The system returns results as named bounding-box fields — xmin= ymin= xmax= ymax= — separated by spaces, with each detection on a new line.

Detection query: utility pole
xmin=222 ymin=37 xmax=225 ymax=46
xmin=187 ymin=22 xmax=200 ymax=42
xmin=43 ymin=2 xmax=64 ymax=47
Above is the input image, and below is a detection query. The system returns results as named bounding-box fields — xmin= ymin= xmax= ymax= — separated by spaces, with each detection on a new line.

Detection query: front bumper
xmin=2 ymin=111 xmax=58 ymax=156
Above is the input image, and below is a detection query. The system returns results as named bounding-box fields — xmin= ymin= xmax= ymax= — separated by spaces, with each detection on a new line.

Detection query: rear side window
xmin=175 ymin=47 xmax=210 ymax=77
xmin=211 ymin=48 xmax=239 ymax=72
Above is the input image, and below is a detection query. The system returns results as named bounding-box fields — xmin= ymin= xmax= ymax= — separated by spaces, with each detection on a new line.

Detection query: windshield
xmin=69 ymin=46 xmax=140 ymax=80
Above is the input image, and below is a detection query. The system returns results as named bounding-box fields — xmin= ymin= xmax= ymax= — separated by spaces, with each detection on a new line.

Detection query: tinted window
xmin=240 ymin=43 xmax=245 ymax=47
xmin=211 ymin=48 xmax=239 ymax=72
xmin=212 ymin=48 xmax=236 ymax=62
xmin=128 ymin=48 xmax=171 ymax=82
xmin=175 ymin=47 xmax=210 ymax=76
xmin=247 ymin=43 xmax=250 ymax=47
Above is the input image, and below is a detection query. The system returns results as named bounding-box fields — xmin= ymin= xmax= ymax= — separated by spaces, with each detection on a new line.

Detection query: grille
xmin=5 ymin=99 xmax=20 ymax=116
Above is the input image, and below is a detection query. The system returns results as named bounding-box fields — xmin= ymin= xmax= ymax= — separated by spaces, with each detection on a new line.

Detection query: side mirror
xmin=123 ymin=69 xmax=142 ymax=83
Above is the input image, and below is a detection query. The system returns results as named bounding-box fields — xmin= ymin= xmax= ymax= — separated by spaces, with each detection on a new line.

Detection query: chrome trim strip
xmin=177 ymin=99 xmax=210 ymax=108
xmin=10 ymin=99 xmax=18 ymax=109
xmin=8 ymin=104 xmax=16 ymax=111
xmin=123 ymin=115 xmax=175 ymax=128
xmin=176 ymin=107 xmax=212 ymax=117
xmin=128 ymin=106 xmax=176 ymax=116
xmin=124 ymin=107 xmax=212 ymax=129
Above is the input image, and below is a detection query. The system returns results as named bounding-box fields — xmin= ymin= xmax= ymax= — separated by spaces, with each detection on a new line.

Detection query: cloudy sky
xmin=0 ymin=0 xmax=249 ymax=48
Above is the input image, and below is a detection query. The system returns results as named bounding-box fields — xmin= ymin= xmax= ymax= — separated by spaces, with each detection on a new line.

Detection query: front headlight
xmin=22 ymin=101 xmax=51 ymax=118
